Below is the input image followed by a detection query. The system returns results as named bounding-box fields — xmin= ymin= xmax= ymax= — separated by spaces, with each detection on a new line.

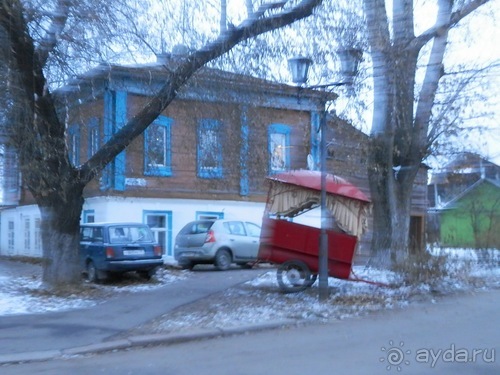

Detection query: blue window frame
xmin=268 ymin=124 xmax=291 ymax=173
xmin=144 ymin=116 xmax=172 ymax=176
xmin=143 ymin=210 xmax=172 ymax=257
xmin=87 ymin=118 xmax=100 ymax=159
xmin=68 ymin=125 xmax=80 ymax=166
xmin=102 ymin=89 xmax=127 ymax=191
xmin=83 ymin=209 xmax=95 ymax=223
xmin=196 ymin=211 xmax=224 ymax=220
xmin=197 ymin=119 xmax=223 ymax=178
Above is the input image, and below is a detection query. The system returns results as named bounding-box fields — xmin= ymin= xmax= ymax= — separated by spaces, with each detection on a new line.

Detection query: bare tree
xmin=208 ymin=0 xmax=497 ymax=267
xmin=0 ymin=0 xmax=323 ymax=289
xmin=363 ymin=0 xmax=494 ymax=265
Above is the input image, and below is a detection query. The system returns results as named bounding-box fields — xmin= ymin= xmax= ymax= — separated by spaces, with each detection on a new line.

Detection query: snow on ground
xmin=132 ymin=249 xmax=499 ymax=334
xmin=0 ymin=274 xmax=95 ymax=315
xmin=0 ymin=264 xmax=188 ymax=316
xmin=0 ymin=249 xmax=498 ymax=333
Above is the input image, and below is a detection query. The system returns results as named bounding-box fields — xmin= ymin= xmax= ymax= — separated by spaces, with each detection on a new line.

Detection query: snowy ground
xmin=0 ymin=261 xmax=188 ymax=316
xmin=0 ymin=249 xmax=498 ymax=334
xmin=141 ymin=252 xmax=499 ymax=334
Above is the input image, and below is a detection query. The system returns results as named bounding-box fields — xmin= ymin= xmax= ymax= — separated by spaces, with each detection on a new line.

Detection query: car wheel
xmin=214 ymin=249 xmax=231 ymax=271
xmin=86 ymin=261 xmax=99 ymax=283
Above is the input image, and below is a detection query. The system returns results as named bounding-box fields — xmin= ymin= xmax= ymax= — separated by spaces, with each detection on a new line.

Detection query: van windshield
xmin=108 ymin=225 xmax=154 ymax=244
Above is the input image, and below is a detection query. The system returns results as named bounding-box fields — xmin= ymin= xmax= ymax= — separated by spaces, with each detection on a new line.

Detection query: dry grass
xmin=392 ymin=250 xmax=472 ymax=287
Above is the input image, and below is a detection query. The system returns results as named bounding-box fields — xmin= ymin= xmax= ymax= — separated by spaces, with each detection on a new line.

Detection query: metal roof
xmin=267 ymin=170 xmax=371 ymax=203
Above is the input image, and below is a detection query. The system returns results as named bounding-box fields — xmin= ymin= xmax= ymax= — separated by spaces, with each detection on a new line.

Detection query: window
xmin=0 ymin=144 xmax=19 ymax=204
xmin=268 ymin=124 xmax=290 ymax=173
xmin=197 ymin=119 xmax=223 ymax=178
xmin=68 ymin=125 xmax=80 ymax=166
xmin=245 ymin=222 xmax=261 ymax=237
xmin=8 ymin=221 xmax=14 ymax=251
xmin=196 ymin=211 xmax=224 ymax=220
xmin=144 ymin=116 xmax=172 ymax=176
xmin=80 ymin=227 xmax=103 ymax=242
xmin=24 ymin=218 xmax=30 ymax=250
xmin=83 ymin=210 xmax=95 ymax=223
xmin=224 ymin=221 xmax=246 ymax=236
xmin=144 ymin=210 xmax=172 ymax=256
xmin=180 ymin=221 xmax=214 ymax=235
xmin=34 ymin=218 xmax=41 ymax=252
xmin=102 ymin=89 xmax=127 ymax=191
xmin=87 ymin=118 xmax=100 ymax=158
xmin=108 ymin=225 xmax=154 ymax=244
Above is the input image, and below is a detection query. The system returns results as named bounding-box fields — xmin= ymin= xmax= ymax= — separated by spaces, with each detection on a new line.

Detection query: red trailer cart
xmin=258 ymin=170 xmax=371 ymax=293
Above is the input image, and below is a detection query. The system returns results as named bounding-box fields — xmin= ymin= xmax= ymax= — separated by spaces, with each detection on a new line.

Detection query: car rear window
xmin=108 ymin=225 xmax=154 ymax=244
xmin=179 ymin=221 xmax=215 ymax=235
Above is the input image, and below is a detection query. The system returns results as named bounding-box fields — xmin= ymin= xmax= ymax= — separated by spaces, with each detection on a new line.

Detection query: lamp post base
xmin=318 ymin=228 xmax=329 ymax=302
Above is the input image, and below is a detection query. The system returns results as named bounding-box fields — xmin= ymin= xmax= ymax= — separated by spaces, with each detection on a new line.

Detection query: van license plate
xmin=123 ymin=250 xmax=145 ymax=256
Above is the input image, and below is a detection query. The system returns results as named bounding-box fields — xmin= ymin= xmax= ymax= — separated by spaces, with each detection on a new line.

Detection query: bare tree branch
xmin=408 ymin=0 xmax=491 ymax=53
xmin=412 ymin=0 xmax=453 ymax=155
xmin=246 ymin=0 xmax=255 ymax=17
xmin=427 ymin=67 xmax=486 ymax=145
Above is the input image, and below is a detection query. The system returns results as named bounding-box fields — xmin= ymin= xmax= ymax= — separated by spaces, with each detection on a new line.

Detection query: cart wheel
xmin=277 ymin=260 xmax=313 ymax=293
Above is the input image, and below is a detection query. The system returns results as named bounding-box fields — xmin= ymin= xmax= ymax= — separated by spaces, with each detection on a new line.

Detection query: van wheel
xmin=214 ymin=249 xmax=231 ymax=271
xmin=86 ymin=261 xmax=99 ymax=283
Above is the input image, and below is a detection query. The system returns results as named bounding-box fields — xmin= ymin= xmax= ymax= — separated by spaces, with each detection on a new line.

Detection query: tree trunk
xmin=363 ymin=0 xmax=422 ymax=269
xmin=368 ymin=142 xmax=414 ymax=267
xmin=368 ymin=137 xmax=414 ymax=267
xmin=38 ymin=184 xmax=85 ymax=289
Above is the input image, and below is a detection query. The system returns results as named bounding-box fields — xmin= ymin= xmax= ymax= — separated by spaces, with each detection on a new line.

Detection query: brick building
xmin=0 ymin=56 xmax=428 ymax=261
xmin=0 ymin=56 xmax=335 ymax=261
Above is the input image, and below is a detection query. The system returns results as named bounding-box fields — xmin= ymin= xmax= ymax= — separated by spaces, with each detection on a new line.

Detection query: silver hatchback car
xmin=174 ymin=219 xmax=261 ymax=270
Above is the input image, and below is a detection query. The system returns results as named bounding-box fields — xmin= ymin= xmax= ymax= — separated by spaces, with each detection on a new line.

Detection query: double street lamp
xmin=288 ymin=49 xmax=361 ymax=301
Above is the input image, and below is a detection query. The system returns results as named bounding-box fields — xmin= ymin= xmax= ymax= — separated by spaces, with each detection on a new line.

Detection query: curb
xmin=0 ymin=319 xmax=297 ymax=366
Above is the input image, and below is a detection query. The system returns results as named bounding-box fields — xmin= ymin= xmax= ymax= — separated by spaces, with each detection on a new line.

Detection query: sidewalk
xmin=0 ymin=266 xmax=271 ymax=365
xmin=0 ymin=319 xmax=298 ymax=365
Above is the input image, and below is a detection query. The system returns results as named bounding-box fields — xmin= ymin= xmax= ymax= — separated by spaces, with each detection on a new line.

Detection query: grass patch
xmin=392 ymin=250 xmax=472 ymax=287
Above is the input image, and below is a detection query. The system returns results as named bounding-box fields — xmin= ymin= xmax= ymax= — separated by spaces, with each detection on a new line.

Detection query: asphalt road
xmin=0 ymin=266 xmax=266 ymax=355
xmin=2 ymin=289 xmax=498 ymax=374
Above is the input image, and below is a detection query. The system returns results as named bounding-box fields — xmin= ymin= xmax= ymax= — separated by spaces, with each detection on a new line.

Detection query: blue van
xmin=80 ymin=222 xmax=163 ymax=282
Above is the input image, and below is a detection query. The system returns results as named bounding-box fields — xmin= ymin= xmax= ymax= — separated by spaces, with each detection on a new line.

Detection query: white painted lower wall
xmin=0 ymin=196 xmax=266 ymax=262
xmin=0 ymin=204 xmax=43 ymax=258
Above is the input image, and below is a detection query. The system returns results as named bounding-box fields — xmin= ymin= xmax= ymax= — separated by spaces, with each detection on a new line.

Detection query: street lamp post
xmin=288 ymin=49 xmax=361 ymax=302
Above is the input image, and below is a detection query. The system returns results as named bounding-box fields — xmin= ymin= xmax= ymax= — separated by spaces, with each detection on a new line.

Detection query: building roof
xmin=436 ymin=178 xmax=500 ymax=210
xmin=54 ymin=57 xmax=337 ymax=113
